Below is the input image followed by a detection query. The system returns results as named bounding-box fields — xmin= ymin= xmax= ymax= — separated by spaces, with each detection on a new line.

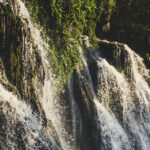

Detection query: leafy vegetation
xmin=25 ymin=0 xmax=116 ymax=86
xmin=146 ymin=53 xmax=150 ymax=62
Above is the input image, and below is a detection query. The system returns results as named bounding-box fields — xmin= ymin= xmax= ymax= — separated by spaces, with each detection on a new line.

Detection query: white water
xmin=95 ymin=100 xmax=131 ymax=150
xmin=94 ymin=42 xmax=150 ymax=150
xmin=42 ymin=79 xmax=74 ymax=150
xmin=122 ymin=45 xmax=150 ymax=150
xmin=1 ymin=0 xmax=72 ymax=149
xmin=80 ymin=50 xmax=131 ymax=150
xmin=70 ymin=40 xmax=150 ymax=149
xmin=1 ymin=0 xmax=150 ymax=149
xmin=0 ymin=84 xmax=59 ymax=150
xmin=16 ymin=0 xmax=74 ymax=149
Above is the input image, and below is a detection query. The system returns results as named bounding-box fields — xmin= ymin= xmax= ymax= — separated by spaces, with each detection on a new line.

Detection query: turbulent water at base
xmin=0 ymin=0 xmax=150 ymax=150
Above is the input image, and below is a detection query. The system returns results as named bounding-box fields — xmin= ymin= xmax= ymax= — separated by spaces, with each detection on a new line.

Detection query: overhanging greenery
xmin=25 ymin=0 xmax=116 ymax=87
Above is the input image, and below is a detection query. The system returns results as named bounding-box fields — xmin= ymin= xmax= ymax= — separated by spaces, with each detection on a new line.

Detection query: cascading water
xmin=94 ymin=41 xmax=150 ymax=150
xmin=83 ymin=41 xmax=150 ymax=150
xmin=0 ymin=0 xmax=72 ymax=149
xmin=74 ymin=46 xmax=131 ymax=150
xmin=67 ymin=78 xmax=83 ymax=150
xmin=0 ymin=0 xmax=150 ymax=150
xmin=67 ymin=38 xmax=150 ymax=150
xmin=0 ymin=84 xmax=60 ymax=150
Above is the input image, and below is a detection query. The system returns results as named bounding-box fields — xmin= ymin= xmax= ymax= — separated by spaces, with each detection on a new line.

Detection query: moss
xmin=146 ymin=53 xmax=150 ymax=62
xmin=0 ymin=3 xmax=23 ymax=87
xmin=116 ymin=66 xmax=129 ymax=75
xmin=25 ymin=0 xmax=116 ymax=88
xmin=0 ymin=3 xmax=41 ymax=113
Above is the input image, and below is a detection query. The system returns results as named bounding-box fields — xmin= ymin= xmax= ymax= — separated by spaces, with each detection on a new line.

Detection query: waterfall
xmin=15 ymin=0 xmax=74 ymax=149
xmin=67 ymin=78 xmax=82 ymax=150
xmin=79 ymin=49 xmax=131 ymax=150
xmin=0 ymin=0 xmax=72 ymax=149
xmin=87 ymin=41 xmax=150 ymax=150
xmin=0 ymin=0 xmax=150 ymax=150
xmin=0 ymin=84 xmax=60 ymax=150
xmin=67 ymin=38 xmax=150 ymax=149
xmin=42 ymin=79 xmax=75 ymax=150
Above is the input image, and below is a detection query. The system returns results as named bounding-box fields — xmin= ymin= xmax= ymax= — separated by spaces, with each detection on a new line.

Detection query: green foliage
xmin=25 ymin=0 xmax=116 ymax=87
xmin=100 ymin=0 xmax=116 ymax=15
xmin=116 ymin=67 xmax=125 ymax=74
xmin=146 ymin=53 xmax=150 ymax=62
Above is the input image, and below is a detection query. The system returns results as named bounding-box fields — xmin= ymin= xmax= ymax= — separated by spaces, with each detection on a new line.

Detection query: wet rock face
xmin=0 ymin=3 xmax=45 ymax=114
xmin=0 ymin=4 xmax=24 ymax=88
xmin=72 ymin=41 xmax=150 ymax=149
xmin=99 ymin=40 xmax=150 ymax=82
xmin=0 ymin=1 xmax=64 ymax=149
xmin=99 ymin=41 xmax=128 ymax=75
xmin=69 ymin=71 xmax=102 ymax=150
xmin=0 ymin=1 xmax=63 ymax=150
xmin=84 ymin=40 xmax=150 ymax=123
